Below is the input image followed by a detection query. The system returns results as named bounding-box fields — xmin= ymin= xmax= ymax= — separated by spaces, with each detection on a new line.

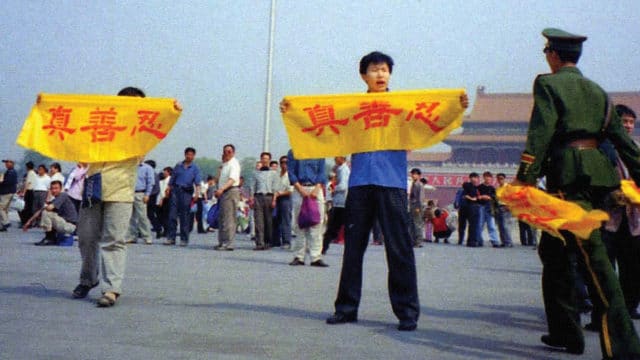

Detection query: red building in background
xmin=409 ymin=87 xmax=640 ymax=206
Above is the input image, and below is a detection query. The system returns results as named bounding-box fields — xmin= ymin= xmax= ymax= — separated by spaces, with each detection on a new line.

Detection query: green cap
xmin=542 ymin=28 xmax=587 ymax=52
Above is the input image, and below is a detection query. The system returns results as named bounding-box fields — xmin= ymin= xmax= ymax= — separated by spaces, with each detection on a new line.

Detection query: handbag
xmin=297 ymin=196 xmax=321 ymax=229
xmin=10 ymin=194 xmax=25 ymax=212
xmin=207 ymin=203 xmax=220 ymax=229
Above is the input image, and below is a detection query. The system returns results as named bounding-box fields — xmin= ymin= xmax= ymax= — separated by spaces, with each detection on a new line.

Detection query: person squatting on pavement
xmin=32 ymin=180 xmax=78 ymax=246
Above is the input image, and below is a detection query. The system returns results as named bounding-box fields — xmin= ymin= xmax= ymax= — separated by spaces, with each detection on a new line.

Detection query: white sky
xmin=2 ymin=0 xmax=639 ymax=170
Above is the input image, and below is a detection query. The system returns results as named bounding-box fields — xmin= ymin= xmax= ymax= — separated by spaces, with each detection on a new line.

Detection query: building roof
xmin=447 ymin=134 xmax=527 ymax=143
xmin=466 ymin=86 xmax=640 ymax=123
xmin=408 ymin=151 xmax=451 ymax=162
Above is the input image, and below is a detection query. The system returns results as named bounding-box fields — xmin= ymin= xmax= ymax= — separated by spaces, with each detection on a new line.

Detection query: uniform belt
xmin=135 ymin=190 xmax=146 ymax=193
xmin=300 ymin=182 xmax=315 ymax=186
xmin=567 ymin=138 xmax=599 ymax=149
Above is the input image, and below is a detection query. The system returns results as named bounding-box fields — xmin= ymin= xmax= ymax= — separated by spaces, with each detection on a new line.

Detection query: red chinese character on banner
xmin=79 ymin=107 xmax=126 ymax=142
xmin=42 ymin=106 xmax=76 ymax=140
xmin=353 ymin=101 xmax=403 ymax=129
xmin=405 ymin=102 xmax=443 ymax=131
xmin=129 ymin=110 xmax=167 ymax=139
xmin=301 ymin=104 xmax=349 ymax=136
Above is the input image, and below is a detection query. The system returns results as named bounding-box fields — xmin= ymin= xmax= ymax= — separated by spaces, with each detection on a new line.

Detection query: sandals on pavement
xmin=96 ymin=292 xmax=119 ymax=308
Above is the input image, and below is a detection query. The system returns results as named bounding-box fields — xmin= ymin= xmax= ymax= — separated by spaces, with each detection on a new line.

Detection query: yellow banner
xmin=281 ymin=89 xmax=465 ymax=159
xmin=16 ymin=93 xmax=181 ymax=163
xmin=620 ymin=180 xmax=640 ymax=205
xmin=496 ymin=184 xmax=609 ymax=242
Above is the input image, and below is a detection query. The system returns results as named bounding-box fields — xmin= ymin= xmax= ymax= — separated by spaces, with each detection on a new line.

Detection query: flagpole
xmin=263 ymin=0 xmax=276 ymax=152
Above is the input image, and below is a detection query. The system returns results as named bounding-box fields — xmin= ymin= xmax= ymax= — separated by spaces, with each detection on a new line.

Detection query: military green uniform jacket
xmin=516 ymin=66 xmax=640 ymax=190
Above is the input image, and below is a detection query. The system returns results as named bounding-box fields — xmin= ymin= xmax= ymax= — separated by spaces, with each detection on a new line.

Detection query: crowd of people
xmin=3 ymin=28 xmax=640 ymax=359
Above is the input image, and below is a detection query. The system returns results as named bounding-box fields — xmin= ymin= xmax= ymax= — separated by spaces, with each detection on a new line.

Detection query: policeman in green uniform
xmin=515 ymin=28 xmax=640 ymax=359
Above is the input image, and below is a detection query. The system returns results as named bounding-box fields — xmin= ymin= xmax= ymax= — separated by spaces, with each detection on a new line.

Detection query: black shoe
xmin=540 ymin=335 xmax=584 ymax=354
xmin=398 ymin=322 xmax=417 ymax=331
xmin=310 ymin=259 xmax=329 ymax=267
xmin=72 ymin=282 xmax=99 ymax=299
xmin=289 ymin=258 xmax=305 ymax=266
xmin=326 ymin=312 xmax=357 ymax=325
xmin=584 ymin=322 xmax=600 ymax=332
xmin=34 ymin=238 xmax=57 ymax=246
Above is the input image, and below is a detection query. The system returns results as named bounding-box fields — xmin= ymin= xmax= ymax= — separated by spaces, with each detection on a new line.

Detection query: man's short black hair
xmin=469 ymin=172 xmax=479 ymax=178
xmin=184 ymin=147 xmax=196 ymax=155
xmin=38 ymin=164 xmax=48 ymax=172
xmin=50 ymin=180 xmax=63 ymax=188
xmin=50 ymin=162 xmax=61 ymax=171
xmin=25 ymin=161 xmax=34 ymax=169
xmin=359 ymin=51 xmax=394 ymax=75
xmin=163 ymin=166 xmax=173 ymax=175
xmin=144 ymin=159 xmax=156 ymax=169
xmin=616 ymin=104 xmax=637 ymax=119
xmin=224 ymin=144 xmax=235 ymax=152
xmin=260 ymin=152 xmax=272 ymax=160
xmin=482 ymin=171 xmax=493 ymax=177
xmin=410 ymin=168 xmax=421 ymax=175
xmin=496 ymin=173 xmax=506 ymax=179
xmin=117 ymin=87 xmax=146 ymax=97
xmin=270 ymin=160 xmax=278 ymax=167
xmin=555 ymin=49 xmax=581 ymax=64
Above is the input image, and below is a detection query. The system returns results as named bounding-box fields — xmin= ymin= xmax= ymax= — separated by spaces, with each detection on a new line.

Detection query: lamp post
xmin=262 ymin=0 xmax=276 ymax=152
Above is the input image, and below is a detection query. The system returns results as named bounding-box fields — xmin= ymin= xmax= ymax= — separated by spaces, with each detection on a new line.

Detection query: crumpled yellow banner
xmin=281 ymin=89 xmax=465 ymax=159
xmin=620 ymin=180 xmax=640 ymax=205
xmin=496 ymin=184 xmax=609 ymax=242
xmin=16 ymin=93 xmax=181 ymax=163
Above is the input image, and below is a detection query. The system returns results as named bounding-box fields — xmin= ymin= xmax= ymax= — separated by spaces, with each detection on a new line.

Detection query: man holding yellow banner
xmin=17 ymin=87 xmax=181 ymax=308
xmin=282 ymin=51 xmax=468 ymax=331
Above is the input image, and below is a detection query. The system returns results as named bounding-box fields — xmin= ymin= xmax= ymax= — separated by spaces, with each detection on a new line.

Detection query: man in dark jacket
xmin=0 ymin=159 xmax=18 ymax=231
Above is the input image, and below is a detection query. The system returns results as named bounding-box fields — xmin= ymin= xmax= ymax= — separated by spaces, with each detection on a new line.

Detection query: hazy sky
xmin=2 ymin=0 xmax=639 ymax=171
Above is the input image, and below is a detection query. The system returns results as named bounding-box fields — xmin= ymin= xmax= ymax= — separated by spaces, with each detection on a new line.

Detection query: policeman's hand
xmin=460 ymin=93 xmax=469 ymax=109
xmin=173 ymin=100 xmax=183 ymax=111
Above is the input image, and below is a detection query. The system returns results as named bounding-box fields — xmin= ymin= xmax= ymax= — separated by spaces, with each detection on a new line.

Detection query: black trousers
xmin=334 ymin=185 xmax=419 ymax=324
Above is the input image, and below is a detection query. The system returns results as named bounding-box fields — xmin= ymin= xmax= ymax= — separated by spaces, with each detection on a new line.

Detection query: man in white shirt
xmin=214 ymin=144 xmax=241 ymax=251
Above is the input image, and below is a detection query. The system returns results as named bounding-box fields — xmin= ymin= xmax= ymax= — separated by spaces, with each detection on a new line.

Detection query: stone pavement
xmin=0 ymin=217 xmax=617 ymax=359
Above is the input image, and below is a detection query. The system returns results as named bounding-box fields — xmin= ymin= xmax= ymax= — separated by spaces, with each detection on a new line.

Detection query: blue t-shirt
xmin=349 ymin=150 xmax=407 ymax=190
